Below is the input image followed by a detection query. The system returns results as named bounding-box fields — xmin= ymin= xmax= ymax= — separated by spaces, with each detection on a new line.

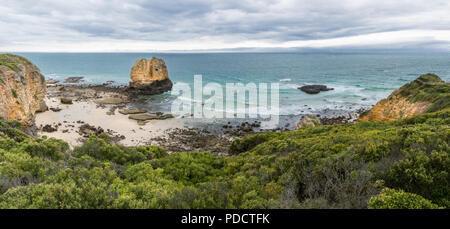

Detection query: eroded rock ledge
xmin=359 ymin=74 xmax=449 ymax=122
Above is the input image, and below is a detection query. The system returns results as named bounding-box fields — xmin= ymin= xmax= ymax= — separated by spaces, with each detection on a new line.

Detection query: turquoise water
xmin=16 ymin=53 xmax=450 ymax=116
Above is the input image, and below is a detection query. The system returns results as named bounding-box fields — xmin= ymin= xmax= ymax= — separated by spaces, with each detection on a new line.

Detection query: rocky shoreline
xmin=35 ymin=81 xmax=368 ymax=154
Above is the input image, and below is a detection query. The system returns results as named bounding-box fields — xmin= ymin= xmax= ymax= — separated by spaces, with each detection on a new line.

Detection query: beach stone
xmin=128 ymin=57 xmax=173 ymax=95
xmin=298 ymin=85 xmax=334 ymax=94
xmin=42 ymin=124 xmax=57 ymax=132
xmin=46 ymin=79 xmax=59 ymax=85
xmin=36 ymin=101 xmax=49 ymax=113
xmin=79 ymin=124 xmax=104 ymax=137
xmin=50 ymin=107 xmax=62 ymax=112
xmin=65 ymin=77 xmax=84 ymax=83
xmin=137 ymin=120 xmax=150 ymax=126
xmin=60 ymin=98 xmax=73 ymax=104
xmin=119 ymin=109 xmax=147 ymax=115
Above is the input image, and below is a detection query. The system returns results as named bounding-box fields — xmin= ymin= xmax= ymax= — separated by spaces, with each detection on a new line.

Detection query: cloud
xmin=0 ymin=0 xmax=449 ymax=52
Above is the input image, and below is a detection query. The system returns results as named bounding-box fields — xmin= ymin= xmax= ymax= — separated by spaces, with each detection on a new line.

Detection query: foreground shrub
xmin=368 ymin=188 xmax=442 ymax=209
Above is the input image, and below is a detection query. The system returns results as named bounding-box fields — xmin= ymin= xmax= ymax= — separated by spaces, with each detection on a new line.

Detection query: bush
xmin=368 ymin=188 xmax=443 ymax=209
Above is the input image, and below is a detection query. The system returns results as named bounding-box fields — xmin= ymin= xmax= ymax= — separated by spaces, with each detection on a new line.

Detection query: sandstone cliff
xmin=0 ymin=54 xmax=46 ymax=126
xmin=359 ymin=74 xmax=449 ymax=122
xmin=128 ymin=57 xmax=173 ymax=95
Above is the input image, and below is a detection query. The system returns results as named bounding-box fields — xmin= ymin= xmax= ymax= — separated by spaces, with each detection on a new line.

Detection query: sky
xmin=1 ymin=0 xmax=450 ymax=52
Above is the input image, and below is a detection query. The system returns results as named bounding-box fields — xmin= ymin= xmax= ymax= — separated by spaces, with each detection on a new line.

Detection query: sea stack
xmin=0 ymin=54 xmax=47 ymax=126
xmin=128 ymin=57 xmax=173 ymax=95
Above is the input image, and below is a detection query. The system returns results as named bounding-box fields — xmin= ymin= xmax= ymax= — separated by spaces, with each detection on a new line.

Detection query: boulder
xmin=0 ymin=54 xmax=47 ymax=126
xmin=118 ymin=109 xmax=147 ymax=115
xmin=296 ymin=115 xmax=320 ymax=130
xmin=359 ymin=74 xmax=449 ymax=122
xmin=299 ymin=85 xmax=334 ymax=94
xmin=128 ymin=57 xmax=173 ymax=95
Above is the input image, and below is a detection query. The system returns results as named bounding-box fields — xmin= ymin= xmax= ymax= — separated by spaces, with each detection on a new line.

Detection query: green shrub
xmin=368 ymin=188 xmax=443 ymax=209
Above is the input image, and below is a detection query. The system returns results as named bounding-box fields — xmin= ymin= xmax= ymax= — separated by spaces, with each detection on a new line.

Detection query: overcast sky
xmin=1 ymin=0 xmax=450 ymax=52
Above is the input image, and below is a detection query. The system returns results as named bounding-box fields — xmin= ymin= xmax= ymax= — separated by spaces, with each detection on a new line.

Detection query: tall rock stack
xmin=128 ymin=57 xmax=173 ymax=95
xmin=0 ymin=54 xmax=47 ymax=126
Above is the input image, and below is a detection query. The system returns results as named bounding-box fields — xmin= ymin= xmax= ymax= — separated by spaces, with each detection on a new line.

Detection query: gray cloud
xmin=0 ymin=0 xmax=449 ymax=51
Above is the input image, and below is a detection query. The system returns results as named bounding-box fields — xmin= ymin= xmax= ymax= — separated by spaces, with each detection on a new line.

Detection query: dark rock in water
xmin=42 ymin=124 xmax=57 ymax=132
xmin=60 ymin=98 xmax=73 ymax=104
xmin=65 ymin=77 xmax=84 ymax=83
xmin=299 ymin=85 xmax=334 ymax=94
xmin=128 ymin=78 xmax=173 ymax=95
xmin=127 ymin=58 xmax=173 ymax=95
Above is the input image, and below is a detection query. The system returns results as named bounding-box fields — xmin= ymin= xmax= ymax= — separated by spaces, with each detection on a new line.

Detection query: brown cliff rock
xmin=0 ymin=54 xmax=46 ymax=126
xmin=359 ymin=74 xmax=449 ymax=122
xmin=128 ymin=57 xmax=173 ymax=95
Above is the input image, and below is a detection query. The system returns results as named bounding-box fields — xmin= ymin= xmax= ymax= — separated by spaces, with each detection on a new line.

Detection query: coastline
xmin=35 ymin=82 xmax=368 ymax=152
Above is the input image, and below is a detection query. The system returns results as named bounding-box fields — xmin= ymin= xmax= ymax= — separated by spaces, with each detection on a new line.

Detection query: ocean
xmin=16 ymin=53 xmax=450 ymax=117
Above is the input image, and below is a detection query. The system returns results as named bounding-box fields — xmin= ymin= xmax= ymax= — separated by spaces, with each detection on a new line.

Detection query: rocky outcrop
xmin=299 ymin=85 xmax=334 ymax=94
xmin=359 ymin=74 xmax=449 ymax=122
xmin=0 ymin=54 xmax=46 ymax=126
xmin=296 ymin=115 xmax=320 ymax=129
xmin=128 ymin=57 xmax=173 ymax=95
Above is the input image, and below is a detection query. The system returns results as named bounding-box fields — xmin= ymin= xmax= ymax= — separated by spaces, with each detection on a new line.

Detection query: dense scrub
xmin=0 ymin=108 xmax=448 ymax=209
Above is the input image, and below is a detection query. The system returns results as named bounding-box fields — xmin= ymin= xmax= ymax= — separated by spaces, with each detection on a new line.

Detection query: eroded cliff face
xmin=359 ymin=74 xmax=449 ymax=122
xmin=129 ymin=57 xmax=173 ymax=95
xmin=0 ymin=54 xmax=46 ymax=126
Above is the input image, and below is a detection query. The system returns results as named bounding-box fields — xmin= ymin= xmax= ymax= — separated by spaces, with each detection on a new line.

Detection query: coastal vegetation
xmin=0 ymin=106 xmax=448 ymax=209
